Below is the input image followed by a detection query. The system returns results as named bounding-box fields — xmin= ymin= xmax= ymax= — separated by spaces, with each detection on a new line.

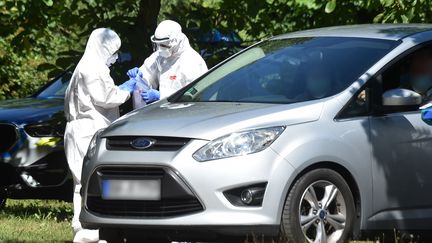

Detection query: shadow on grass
xmin=1 ymin=200 xmax=72 ymax=222
xmin=0 ymin=241 xmax=71 ymax=243
xmin=245 ymin=231 xmax=429 ymax=243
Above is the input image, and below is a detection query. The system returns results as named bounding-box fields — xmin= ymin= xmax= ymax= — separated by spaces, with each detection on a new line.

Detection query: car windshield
xmin=36 ymin=72 xmax=71 ymax=99
xmin=174 ymin=37 xmax=398 ymax=104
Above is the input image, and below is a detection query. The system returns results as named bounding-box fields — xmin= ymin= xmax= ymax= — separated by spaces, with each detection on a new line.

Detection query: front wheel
xmin=281 ymin=168 xmax=356 ymax=243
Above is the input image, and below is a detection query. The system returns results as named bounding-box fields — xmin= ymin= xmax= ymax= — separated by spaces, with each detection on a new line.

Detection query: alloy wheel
xmin=299 ymin=180 xmax=347 ymax=243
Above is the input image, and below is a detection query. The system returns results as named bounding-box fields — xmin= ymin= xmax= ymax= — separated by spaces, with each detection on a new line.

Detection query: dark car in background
xmin=0 ymin=39 xmax=243 ymax=208
xmin=188 ymin=28 xmax=244 ymax=68
xmin=0 ymin=52 xmax=135 ymax=207
xmin=0 ymin=71 xmax=72 ymax=207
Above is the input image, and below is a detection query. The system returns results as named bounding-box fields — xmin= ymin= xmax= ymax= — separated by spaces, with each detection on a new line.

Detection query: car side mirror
xmin=382 ymin=88 xmax=422 ymax=106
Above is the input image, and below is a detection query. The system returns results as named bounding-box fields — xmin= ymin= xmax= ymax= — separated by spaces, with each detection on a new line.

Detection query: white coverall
xmin=64 ymin=28 xmax=130 ymax=241
xmin=139 ymin=21 xmax=208 ymax=99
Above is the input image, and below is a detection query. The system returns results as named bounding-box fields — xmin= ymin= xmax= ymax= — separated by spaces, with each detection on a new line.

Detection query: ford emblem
xmin=130 ymin=138 xmax=156 ymax=150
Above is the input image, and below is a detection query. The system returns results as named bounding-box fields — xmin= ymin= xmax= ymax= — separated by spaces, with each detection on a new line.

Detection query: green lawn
xmin=0 ymin=199 xmax=414 ymax=243
xmin=0 ymin=199 xmax=73 ymax=242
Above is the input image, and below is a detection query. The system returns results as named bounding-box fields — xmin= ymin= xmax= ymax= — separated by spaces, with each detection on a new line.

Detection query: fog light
xmin=240 ymin=190 xmax=253 ymax=204
xmin=224 ymin=182 xmax=267 ymax=207
xmin=240 ymin=187 xmax=265 ymax=205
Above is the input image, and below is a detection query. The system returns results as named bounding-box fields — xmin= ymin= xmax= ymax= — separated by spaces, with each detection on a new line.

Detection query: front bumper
xmin=81 ymin=138 xmax=296 ymax=236
xmin=99 ymin=225 xmax=279 ymax=241
xmin=0 ymin=122 xmax=72 ymax=200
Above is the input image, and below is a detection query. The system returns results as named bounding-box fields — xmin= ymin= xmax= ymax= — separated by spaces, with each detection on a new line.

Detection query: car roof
xmin=273 ymin=24 xmax=432 ymax=41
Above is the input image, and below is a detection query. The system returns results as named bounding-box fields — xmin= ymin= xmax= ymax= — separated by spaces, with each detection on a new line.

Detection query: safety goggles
xmin=151 ymin=35 xmax=173 ymax=51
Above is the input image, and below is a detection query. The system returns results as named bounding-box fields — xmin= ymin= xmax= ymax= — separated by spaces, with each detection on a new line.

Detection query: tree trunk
xmin=130 ymin=0 xmax=161 ymax=64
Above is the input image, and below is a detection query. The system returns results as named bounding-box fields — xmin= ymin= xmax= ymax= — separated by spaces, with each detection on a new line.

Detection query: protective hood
xmin=169 ymin=33 xmax=190 ymax=57
xmin=80 ymin=28 xmax=121 ymax=66
xmin=154 ymin=33 xmax=191 ymax=67
xmin=152 ymin=20 xmax=191 ymax=59
xmin=152 ymin=20 xmax=182 ymax=43
xmin=64 ymin=27 xmax=128 ymax=123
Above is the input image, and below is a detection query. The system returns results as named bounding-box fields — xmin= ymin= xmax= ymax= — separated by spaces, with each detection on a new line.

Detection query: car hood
xmin=103 ymin=100 xmax=323 ymax=140
xmin=0 ymin=97 xmax=64 ymax=124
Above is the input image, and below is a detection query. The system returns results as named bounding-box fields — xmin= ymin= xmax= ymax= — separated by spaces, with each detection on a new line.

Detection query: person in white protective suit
xmin=64 ymin=28 xmax=136 ymax=243
xmin=127 ymin=20 xmax=208 ymax=103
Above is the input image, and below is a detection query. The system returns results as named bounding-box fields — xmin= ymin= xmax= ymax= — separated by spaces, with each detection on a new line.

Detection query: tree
xmin=0 ymin=0 xmax=161 ymax=100
xmin=160 ymin=0 xmax=432 ymax=42
xmin=2 ymin=0 xmax=432 ymax=100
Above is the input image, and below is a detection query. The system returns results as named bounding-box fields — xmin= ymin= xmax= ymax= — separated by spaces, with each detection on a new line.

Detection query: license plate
xmin=102 ymin=179 xmax=161 ymax=200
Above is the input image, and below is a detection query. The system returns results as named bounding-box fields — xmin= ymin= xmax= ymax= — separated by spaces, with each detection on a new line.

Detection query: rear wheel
xmin=281 ymin=168 xmax=355 ymax=243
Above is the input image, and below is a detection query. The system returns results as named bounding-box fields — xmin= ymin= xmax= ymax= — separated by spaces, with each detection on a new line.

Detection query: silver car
xmin=80 ymin=24 xmax=432 ymax=243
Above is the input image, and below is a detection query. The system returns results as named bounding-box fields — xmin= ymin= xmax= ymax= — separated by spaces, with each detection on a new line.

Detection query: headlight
xmin=24 ymin=122 xmax=64 ymax=137
xmin=193 ymin=126 xmax=285 ymax=162
xmin=85 ymin=129 xmax=104 ymax=159
xmin=35 ymin=137 xmax=62 ymax=148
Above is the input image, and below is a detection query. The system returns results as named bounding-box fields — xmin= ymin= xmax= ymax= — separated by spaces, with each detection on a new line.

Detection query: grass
xmin=0 ymin=200 xmax=425 ymax=243
xmin=0 ymin=199 xmax=73 ymax=242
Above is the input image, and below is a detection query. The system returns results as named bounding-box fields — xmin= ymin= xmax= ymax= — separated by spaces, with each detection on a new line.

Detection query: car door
xmin=369 ymin=45 xmax=432 ymax=229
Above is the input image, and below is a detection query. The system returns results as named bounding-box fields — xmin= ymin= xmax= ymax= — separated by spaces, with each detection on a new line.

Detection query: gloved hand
xmin=118 ymin=79 xmax=137 ymax=93
xmin=141 ymin=89 xmax=160 ymax=103
xmin=127 ymin=67 xmax=140 ymax=79
xmin=422 ymin=108 xmax=432 ymax=125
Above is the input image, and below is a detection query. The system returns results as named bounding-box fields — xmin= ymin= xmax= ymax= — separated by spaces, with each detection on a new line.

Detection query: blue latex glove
xmin=127 ymin=67 xmax=140 ymax=79
xmin=141 ymin=89 xmax=160 ymax=103
xmin=422 ymin=108 xmax=432 ymax=125
xmin=118 ymin=78 xmax=136 ymax=93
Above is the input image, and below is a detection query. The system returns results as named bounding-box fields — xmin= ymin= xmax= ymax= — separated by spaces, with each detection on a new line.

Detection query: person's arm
xmin=139 ymin=53 xmax=159 ymax=89
xmin=85 ymin=71 xmax=130 ymax=109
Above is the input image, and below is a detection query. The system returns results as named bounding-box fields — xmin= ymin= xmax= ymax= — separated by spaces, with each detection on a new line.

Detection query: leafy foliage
xmin=0 ymin=0 xmax=77 ymax=99
xmin=0 ymin=0 xmax=159 ymax=100
xmin=160 ymin=0 xmax=432 ymax=42
xmin=1 ymin=0 xmax=432 ymax=100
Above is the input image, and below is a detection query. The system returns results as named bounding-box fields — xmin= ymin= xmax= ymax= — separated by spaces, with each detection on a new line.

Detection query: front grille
xmin=86 ymin=166 xmax=204 ymax=218
xmin=87 ymin=196 xmax=203 ymax=217
xmin=0 ymin=123 xmax=18 ymax=153
xmin=97 ymin=167 xmax=165 ymax=177
xmin=106 ymin=136 xmax=190 ymax=151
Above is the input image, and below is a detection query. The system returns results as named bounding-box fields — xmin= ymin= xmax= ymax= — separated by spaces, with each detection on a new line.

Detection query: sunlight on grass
xmin=0 ymin=199 xmax=73 ymax=242
xmin=0 ymin=200 xmax=424 ymax=242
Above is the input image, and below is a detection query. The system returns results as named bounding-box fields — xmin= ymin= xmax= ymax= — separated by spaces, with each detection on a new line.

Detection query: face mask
xmin=411 ymin=75 xmax=432 ymax=94
xmin=106 ymin=53 xmax=118 ymax=67
xmin=307 ymin=78 xmax=331 ymax=98
xmin=158 ymin=47 xmax=172 ymax=58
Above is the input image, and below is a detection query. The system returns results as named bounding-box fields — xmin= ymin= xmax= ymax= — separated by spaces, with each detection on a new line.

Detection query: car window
xmin=337 ymin=86 xmax=370 ymax=119
xmin=373 ymin=44 xmax=432 ymax=113
xmin=174 ymin=37 xmax=398 ymax=104
xmin=37 ymin=72 xmax=72 ymax=98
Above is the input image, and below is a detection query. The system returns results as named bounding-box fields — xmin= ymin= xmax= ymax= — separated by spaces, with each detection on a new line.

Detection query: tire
xmin=100 ymin=228 xmax=171 ymax=243
xmin=99 ymin=228 xmax=124 ymax=243
xmin=281 ymin=168 xmax=356 ymax=243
